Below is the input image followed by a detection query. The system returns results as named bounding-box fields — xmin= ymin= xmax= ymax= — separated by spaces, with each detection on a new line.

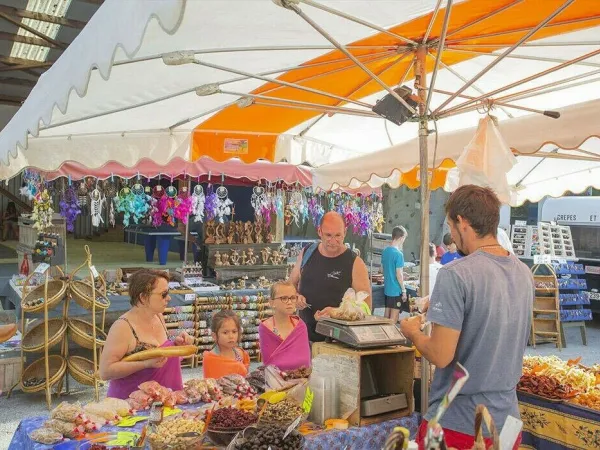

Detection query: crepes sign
xmin=224 ymin=138 xmax=249 ymax=154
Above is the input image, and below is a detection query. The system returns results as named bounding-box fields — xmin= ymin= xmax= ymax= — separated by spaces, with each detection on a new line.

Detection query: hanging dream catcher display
xmin=286 ymin=188 xmax=307 ymax=227
xmin=114 ymin=185 xmax=149 ymax=227
xmin=20 ymin=169 xmax=41 ymax=200
xmin=152 ymin=185 xmax=167 ymax=227
xmin=32 ymin=189 xmax=54 ymax=231
xmin=174 ymin=186 xmax=193 ymax=224
xmin=204 ymin=185 xmax=218 ymax=222
xmin=90 ymin=188 xmax=106 ymax=228
xmin=308 ymin=193 xmax=325 ymax=228
xmin=251 ymin=186 xmax=267 ymax=215
xmin=216 ymin=185 xmax=234 ymax=223
xmin=191 ymin=184 xmax=205 ymax=223
xmin=59 ymin=186 xmax=81 ymax=232
xmin=373 ymin=198 xmax=384 ymax=233
xmin=103 ymin=180 xmax=118 ymax=227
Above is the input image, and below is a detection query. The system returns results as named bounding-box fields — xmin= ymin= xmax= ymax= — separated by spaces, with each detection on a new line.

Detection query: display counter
xmin=518 ymin=391 xmax=600 ymax=450
xmin=9 ymin=403 xmax=420 ymax=450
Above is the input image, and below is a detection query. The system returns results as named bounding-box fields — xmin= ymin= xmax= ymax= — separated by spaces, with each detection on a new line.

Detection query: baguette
xmin=122 ymin=345 xmax=197 ymax=362
xmin=0 ymin=324 xmax=17 ymax=343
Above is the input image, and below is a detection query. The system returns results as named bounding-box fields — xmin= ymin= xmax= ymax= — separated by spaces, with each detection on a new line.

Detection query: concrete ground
xmin=1 ymin=318 xmax=599 ymax=448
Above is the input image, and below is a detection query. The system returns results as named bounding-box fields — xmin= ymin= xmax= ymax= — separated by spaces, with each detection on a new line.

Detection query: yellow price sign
xmin=302 ymin=387 xmax=314 ymax=414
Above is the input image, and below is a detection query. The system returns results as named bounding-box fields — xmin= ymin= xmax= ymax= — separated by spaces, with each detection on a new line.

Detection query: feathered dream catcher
xmin=90 ymin=188 xmax=106 ymax=228
xmin=174 ymin=186 xmax=193 ymax=224
xmin=103 ymin=179 xmax=118 ymax=227
xmin=114 ymin=185 xmax=149 ymax=227
xmin=285 ymin=188 xmax=307 ymax=227
xmin=204 ymin=185 xmax=218 ymax=222
xmin=216 ymin=185 xmax=234 ymax=223
xmin=191 ymin=184 xmax=205 ymax=223
xmin=308 ymin=193 xmax=325 ymax=228
xmin=59 ymin=186 xmax=81 ymax=232
xmin=32 ymin=189 xmax=54 ymax=231
xmin=20 ymin=169 xmax=41 ymax=200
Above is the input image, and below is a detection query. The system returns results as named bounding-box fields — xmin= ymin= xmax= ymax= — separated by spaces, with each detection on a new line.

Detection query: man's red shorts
xmin=416 ymin=420 xmax=521 ymax=450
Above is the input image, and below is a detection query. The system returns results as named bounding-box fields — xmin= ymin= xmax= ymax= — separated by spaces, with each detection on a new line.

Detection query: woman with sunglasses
xmin=100 ymin=269 xmax=193 ymax=399
xmin=258 ymin=280 xmax=311 ymax=371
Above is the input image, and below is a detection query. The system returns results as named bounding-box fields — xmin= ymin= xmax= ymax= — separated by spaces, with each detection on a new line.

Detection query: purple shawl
xmin=106 ymin=340 xmax=183 ymax=400
xmin=259 ymin=317 xmax=311 ymax=371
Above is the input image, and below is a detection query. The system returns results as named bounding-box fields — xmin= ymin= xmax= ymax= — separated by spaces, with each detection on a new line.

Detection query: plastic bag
xmin=139 ymin=380 xmax=162 ymax=397
xmin=51 ymin=401 xmax=85 ymax=422
xmin=329 ymin=288 xmax=370 ymax=321
xmin=84 ymin=402 xmax=120 ymax=422
xmin=29 ymin=427 xmax=63 ymax=445
xmin=128 ymin=390 xmax=153 ymax=409
xmin=265 ymin=365 xmax=306 ymax=392
xmin=173 ymin=390 xmax=190 ymax=405
xmin=101 ymin=397 xmax=133 ymax=416
xmin=44 ymin=419 xmax=85 ymax=438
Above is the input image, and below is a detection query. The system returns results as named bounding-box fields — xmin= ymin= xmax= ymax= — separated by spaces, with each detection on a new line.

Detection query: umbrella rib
xmin=428 ymin=54 xmax=514 ymax=118
xmin=444 ymin=47 xmax=600 ymax=69
xmin=431 ymin=0 xmax=525 ymax=45
xmin=438 ymin=47 xmax=600 ymax=118
xmin=169 ymin=101 xmax=239 ymax=130
xmin=298 ymin=0 xmax=418 ymax=45
xmin=299 ymin=51 xmax=413 ymax=136
xmin=448 ymin=41 xmax=600 ymax=48
xmin=514 ymin=148 xmax=557 ymax=188
xmin=112 ymin=45 xmax=400 ymax=67
xmin=193 ymin=59 xmax=373 ymax=108
xmin=284 ymin=2 xmax=416 ymax=114
xmin=433 ymin=0 xmax=576 ymax=115
xmin=445 ymin=14 xmax=600 ymax=45
xmin=251 ymin=100 xmax=380 ymax=118
xmin=425 ymin=0 xmax=453 ymax=114
xmin=422 ymin=0 xmax=444 ymax=44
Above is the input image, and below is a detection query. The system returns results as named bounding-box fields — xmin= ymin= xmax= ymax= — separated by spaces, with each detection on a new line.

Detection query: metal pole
xmin=415 ymin=44 xmax=431 ymax=415
xmin=183 ymin=176 xmax=192 ymax=265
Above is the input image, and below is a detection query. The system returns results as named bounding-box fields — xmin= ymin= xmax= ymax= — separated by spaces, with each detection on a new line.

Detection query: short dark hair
xmin=211 ymin=309 xmax=242 ymax=343
xmin=443 ymin=233 xmax=453 ymax=246
xmin=392 ymin=226 xmax=407 ymax=240
xmin=128 ymin=269 xmax=170 ymax=307
xmin=429 ymin=243 xmax=437 ymax=258
xmin=445 ymin=185 xmax=500 ymax=238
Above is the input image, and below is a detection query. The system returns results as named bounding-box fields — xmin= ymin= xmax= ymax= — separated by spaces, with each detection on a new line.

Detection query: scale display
xmin=316 ymin=316 xmax=409 ymax=349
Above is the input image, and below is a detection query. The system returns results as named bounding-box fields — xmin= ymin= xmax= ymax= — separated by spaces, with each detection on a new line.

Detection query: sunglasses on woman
xmin=152 ymin=290 xmax=170 ymax=299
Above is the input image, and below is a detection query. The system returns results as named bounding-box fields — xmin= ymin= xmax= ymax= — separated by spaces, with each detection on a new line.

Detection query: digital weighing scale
xmin=316 ymin=316 xmax=410 ymax=349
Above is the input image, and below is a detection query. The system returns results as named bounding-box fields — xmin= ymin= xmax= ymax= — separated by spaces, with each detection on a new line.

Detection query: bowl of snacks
xmin=75 ymin=433 xmax=144 ymax=450
xmin=206 ymin=407 xmax=257 ymax=446
xmin=147 ymin=417 xmax=205 ymax=450
xmin=232 ymin=425 xmax=305 ymax=450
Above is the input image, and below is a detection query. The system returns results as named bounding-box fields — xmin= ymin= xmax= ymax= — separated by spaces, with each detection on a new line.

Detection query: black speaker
xmin=372 ymin=85 xmax=418 ymax=126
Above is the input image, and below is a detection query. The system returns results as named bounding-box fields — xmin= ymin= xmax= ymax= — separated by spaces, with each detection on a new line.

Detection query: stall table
xmin=518 ymin=391 xmax=600 ymax=449
xmin=9 ymin=404 xmax=420 ymax=450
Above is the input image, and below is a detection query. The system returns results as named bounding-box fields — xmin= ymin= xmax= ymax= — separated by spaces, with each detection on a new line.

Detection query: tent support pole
xmin=183 ymin=175 xmax=192 ymax=265
xmin=416 ymin=44 xmax=431 ymax=415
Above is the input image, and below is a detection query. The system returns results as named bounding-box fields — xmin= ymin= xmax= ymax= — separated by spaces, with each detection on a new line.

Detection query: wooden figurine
xmin=221 ymin=252 xmax=230 ymax=266
xmin=237 ymin=276 xmax=248 ymax=290
xmin=244 ymin=221 xmax=254 ymax=244
xmin=270 ymin=250 xmax=281 ymax=265
xmin=261 ymin=247 xmax=272 ymax=265
xmin=254 ymin=221 xmax=264 ymax=243
xmin=215 ymin=223 xmax=226 ymax=244
xmin=214 ymin=251 xmax=223 ymax=266
xmin=235 ymin=221 xmax=244 ymax=244
xmin=205 ymin=220 xmax=216 ymax=244
xmin=247 ymin=248 xmax=257 ymax=265
xmin=226 ymin=223 xmax=236 ymax=244
xmin=241 ymin=250 xmax=248 ymax=266
xmin=230 ymin=249 xmax=240 ymax=266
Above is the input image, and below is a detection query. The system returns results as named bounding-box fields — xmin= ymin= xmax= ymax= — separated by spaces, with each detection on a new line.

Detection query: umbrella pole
xmin=416 ymin=45 xmax=431 ymax=415
xmin=183 ymin=175 xmax=191 ymax=265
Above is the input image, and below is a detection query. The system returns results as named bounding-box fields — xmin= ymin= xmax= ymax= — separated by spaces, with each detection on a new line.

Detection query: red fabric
xmin=416 ymin=420 xmax=521 ymax=450
xmin=435 ymin=246 xmax=446 ymax=262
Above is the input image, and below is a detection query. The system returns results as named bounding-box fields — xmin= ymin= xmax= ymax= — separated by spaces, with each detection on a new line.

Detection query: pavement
xmin=1 ymin=319 xmax=599 ymax=448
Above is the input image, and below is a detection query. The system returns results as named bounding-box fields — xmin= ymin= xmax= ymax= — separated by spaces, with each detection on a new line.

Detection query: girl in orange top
xmin=203 ymin=309 xmax=250 ymax=379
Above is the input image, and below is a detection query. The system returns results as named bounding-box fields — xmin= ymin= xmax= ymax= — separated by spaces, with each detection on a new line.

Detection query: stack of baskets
xmin=11 ymin=267 xmax=69 ymax=409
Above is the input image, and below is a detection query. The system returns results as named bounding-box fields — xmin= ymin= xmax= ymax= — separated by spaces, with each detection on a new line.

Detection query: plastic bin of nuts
xmin=147 ymin=416 xmax=206 ymax=450
xmin=231 ymin=425 xmax=305 ymax=450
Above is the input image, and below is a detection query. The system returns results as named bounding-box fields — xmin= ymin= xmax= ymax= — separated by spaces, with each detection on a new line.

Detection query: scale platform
xmin=316 ymin=315 xmax=410 ymax=349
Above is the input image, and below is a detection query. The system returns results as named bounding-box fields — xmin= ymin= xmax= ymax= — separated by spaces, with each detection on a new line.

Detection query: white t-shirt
xmin=429 ymin=262 xmax=442 ymax=297
xmin=497 ymin=227 xmax=514 ymax=254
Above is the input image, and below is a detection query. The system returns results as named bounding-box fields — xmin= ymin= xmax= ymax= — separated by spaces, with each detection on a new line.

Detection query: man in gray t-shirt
xmin=401 ymin=185 xmax=533 ymax=449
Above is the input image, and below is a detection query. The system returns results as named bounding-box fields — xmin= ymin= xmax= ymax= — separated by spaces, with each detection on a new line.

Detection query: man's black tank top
xmin=299 ymin=246 xmax=356 ymax=342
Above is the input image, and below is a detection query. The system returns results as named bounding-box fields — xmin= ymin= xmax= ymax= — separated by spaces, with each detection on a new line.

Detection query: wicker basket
xmin=67 ymin=356 xmax=98 ymax=386
xmin=21 ymin=355 xmax=66 ymax=393
xmin=21 ymin=280 xmax=67 ymax=314
xmin=22 ymin=319 xmax=67 ymax=353
xmin=68 ymin=318 xmax=106 ymax=350
xmin=70 ymin=280 xmax=110 ymax=311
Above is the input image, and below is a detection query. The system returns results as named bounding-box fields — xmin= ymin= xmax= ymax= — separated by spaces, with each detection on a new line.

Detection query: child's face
xmin=270 ymin=284 xmax=298 ymax=316
xmin=214 ymin=318 xmax=239 ymax=350
xmin=448 ymin=242 xmax=457 ymax=253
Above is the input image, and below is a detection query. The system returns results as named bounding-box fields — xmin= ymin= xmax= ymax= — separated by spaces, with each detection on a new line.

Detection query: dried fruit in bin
xmin=209 ymin=406 xmax=257 ymax=429
xmin=518 ymin=374 xmax=577 ymax=400
xmin=571 ymin=390 xmax=600 ymax=410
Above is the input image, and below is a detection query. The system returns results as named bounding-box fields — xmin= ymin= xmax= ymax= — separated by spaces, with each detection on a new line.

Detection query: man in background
xmin=381 ymin=226 xmax=408 ymax=322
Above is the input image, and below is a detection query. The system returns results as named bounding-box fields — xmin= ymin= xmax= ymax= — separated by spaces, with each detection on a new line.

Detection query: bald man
xmin=289 ymin=211 xmax=372 ymax=342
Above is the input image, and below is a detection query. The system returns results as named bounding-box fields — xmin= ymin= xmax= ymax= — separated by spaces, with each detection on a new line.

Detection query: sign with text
xmin=224 ymin=138 xmax=249 ymax=155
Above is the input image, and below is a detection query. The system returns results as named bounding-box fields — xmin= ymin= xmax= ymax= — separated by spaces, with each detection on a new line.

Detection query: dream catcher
xmin=191 ymin=184 xmax=205 ymax=223
xmin=216 ymin=185 xmax=234 ymax=223
xmin=20 ymin=169 xmax=42 ymax=200
xmin=90 ymin=187 xmax=106 ymax=228
xmin=204 ymin=185 xmax=218 ymax=222
xmin=32 ymin=189 xmax=54 ymax=231
xmin=286 ymin=188 xmax=307 ymax=227
xmin=152 ymin=185 xmax=167 ymax=227
xmin=59 ymin=185 xmax=81 ymax=232
xmin=373 ymin=198 xmax=384 ymax=233
xmin=103 ymin=179 xmax=118 ymax=227
xmin=174 ymin=186 xmax=193 ymax=224
xmin=114 ymin=185 xmax=149 ymax=227
xmin=308 ymin=193 xmax=325 ymax=228
xmin=251 ymin=186 xmax=267 ymax=215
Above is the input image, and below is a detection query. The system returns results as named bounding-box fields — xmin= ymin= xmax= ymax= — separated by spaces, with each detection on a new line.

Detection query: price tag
xmin=534 ymin=255 xmax=551 ymax=264
xmin=302 ymin=387 xmax=314 ymax=414
xmin=283 ymin=415 xmax=303 ymax=440
xmin=514 ymin=220 xmax=527 ymax=226
xmin=90 ymin=265 xmax=100 ymax=279
xmin=163 ymin=406 xmax=182 ymax=417
xmin=185 ymin=293 xmax=196 ymax=302
xmin=106 ymin=432 xmax=140 ymax=445
xmin=499 ymin=415 xmax=523 ymax=450
xmin=116 ymin=416 xmax=148 ymax=427
xmin=34 ymin=263 xmax=50 ymax=274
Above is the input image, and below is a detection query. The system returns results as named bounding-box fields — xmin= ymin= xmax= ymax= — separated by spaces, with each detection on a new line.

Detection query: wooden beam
xmin=0 ymin=55 xmax=56 ymax=66
xmin=78 ymin=0 xmax=104 ymax=4
xmin=0 ymin=76 xmax=35 ymax=87
xmin=0 ymin=5 xmax=86 ymax=29
xmin=0 ymin=31 xmax=65 ymax=49
xmin=0 ymin=61 xmax=52 ymax=73
xmin=0 ymin=94 xmax=26 ymax=106
xmin=0 ymin=186 xmax=32 ymax=212
xmin=0 ymin=12 xmax=67 ymax=50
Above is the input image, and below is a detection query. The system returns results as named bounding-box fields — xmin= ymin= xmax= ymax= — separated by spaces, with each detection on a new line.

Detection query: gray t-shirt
xmin=424 ymin=251 xmax=533 ymax=435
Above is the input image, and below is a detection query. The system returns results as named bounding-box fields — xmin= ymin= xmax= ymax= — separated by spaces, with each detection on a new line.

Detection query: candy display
xmin=217 ymin=374 xmax=258 ymax=399
xmin=184 ymin=378 xmax=224 ymax=403
xmin=209 ymin=406 xmax=257 ymax=429
xmin=234 ymin=426 xmax=304 ymax=450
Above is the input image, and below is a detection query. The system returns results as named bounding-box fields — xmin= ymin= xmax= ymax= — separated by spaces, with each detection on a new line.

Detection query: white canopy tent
xmin=0 ymin=0 xmax=600 ymax=181
xmin=313 ymin=98 xmax=600 ymax=206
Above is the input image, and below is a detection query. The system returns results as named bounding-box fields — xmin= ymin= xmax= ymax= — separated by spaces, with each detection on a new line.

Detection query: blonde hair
xmin=269 ymin=280 xmax=296 ymax=300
